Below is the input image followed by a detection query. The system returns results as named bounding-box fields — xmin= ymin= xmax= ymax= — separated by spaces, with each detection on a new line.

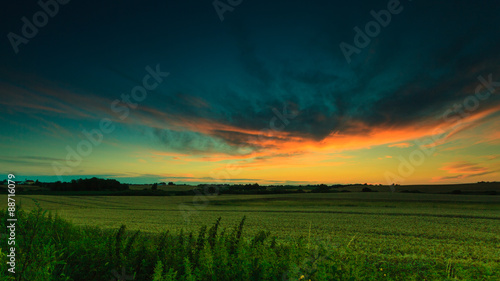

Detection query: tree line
xmin=39 ymin=177 xmax=129 ymax=192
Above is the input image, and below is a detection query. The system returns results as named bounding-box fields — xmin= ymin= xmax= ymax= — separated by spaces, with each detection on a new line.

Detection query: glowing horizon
xmin=1 ymin=1 xmax=499 ymax=185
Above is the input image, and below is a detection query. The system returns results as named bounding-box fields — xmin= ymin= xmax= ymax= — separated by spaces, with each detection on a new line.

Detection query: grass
xmin=0 ymin=205 xmax=384 ymax=280
xmin=1 ymin=192 xmax=499 ymax=280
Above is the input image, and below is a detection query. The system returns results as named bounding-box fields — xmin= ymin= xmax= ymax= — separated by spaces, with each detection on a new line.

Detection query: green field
xmin=4 ymin=192 xmax=499 ymax=280
xmin=0 ymin=192 xmax=500 ymax=280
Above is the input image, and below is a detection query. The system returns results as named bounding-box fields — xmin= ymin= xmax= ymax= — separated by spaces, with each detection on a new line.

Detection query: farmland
xmin=3 ymin=192 xmax=499 ymax=280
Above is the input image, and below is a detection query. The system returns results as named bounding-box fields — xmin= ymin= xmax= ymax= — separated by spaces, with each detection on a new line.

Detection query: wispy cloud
xmin=378 ymin=155 xmax=393 ymax=160
xmin=0 ymin=155 xmax=66 ymax=166
xmin=432 ymin=161 xmax=497 ymax=182
xmin=388 ymin=142 xmax=413 ymax=148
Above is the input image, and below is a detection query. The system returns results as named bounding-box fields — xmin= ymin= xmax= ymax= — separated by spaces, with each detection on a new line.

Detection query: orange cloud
xmin=378 ymin=155 xmax=393 ymax=159
xmin=442 ymin=161 xmax=489 ymax=174
xmin=388 ymin=142 xmax=413 ymax=148
xmin=432 ymin=161 xmax=496 ymax=182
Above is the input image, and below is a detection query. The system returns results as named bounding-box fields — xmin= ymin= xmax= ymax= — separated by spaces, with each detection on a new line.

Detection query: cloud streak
xmin=432 ymin=161 xmax=497 ymax=182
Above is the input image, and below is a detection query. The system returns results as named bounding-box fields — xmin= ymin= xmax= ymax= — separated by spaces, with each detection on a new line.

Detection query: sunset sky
xmin=1 ymin=0 xmax=499 ymax=184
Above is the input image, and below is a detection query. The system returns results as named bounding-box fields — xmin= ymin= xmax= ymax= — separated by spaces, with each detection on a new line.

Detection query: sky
xmin=1 ymin=0 xmax=499 ymax=185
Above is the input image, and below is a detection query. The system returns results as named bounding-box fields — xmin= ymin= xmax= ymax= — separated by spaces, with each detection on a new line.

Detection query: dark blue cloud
xmin=2 ymin=0 xmax=500 ymax=150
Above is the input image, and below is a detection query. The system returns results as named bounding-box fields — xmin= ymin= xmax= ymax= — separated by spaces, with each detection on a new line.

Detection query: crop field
xmin=4 ymin=192 xmax=499 ymax=280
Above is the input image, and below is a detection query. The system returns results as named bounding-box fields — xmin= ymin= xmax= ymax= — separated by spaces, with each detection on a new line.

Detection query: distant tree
xmin=362 ymin=187 xmax=373 ymax=192
xmin=311 ymin=185 xmax=331 ymax=193
xmin=54 ymin=181 xmax=63 ymax=191
xmin=152 ymin=183 xmax=158 ymax=190
xmin=206 ymin=185 xmax=218 ymax=195
xmin=45 ymin=177 xmax=128 ymax=192
xmin=168 ymin=182 xmax=174 ymax=186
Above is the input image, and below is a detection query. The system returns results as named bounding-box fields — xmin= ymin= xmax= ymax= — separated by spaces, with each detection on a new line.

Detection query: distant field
xmin=284 ymin=182 xmax=500 ymax=194
xmin=2 ymin=182 xmax=499 ymax=194
xmin=0 ymin=183 xmax=195 ymax=193
xmin=128 ymin=184 xmax=195 ymax=192
xmin=10 ymin=192 xmax=500 ymax=234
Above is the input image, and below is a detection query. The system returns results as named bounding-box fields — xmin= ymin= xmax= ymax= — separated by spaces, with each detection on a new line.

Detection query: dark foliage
xmin=40 ymin=177 xmax=129 ymax=192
